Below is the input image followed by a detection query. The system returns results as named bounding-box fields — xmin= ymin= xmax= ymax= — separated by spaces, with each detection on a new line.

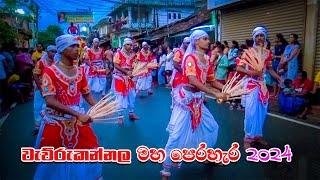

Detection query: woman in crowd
xmin=280 ymin=33 xmax=301 ymax=81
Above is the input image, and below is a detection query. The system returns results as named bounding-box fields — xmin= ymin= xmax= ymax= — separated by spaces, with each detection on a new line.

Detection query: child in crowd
xmin=283 ymin=79 xmax=296 ymax=96
xmin=278 ymin=63 xmax=288 ymax=89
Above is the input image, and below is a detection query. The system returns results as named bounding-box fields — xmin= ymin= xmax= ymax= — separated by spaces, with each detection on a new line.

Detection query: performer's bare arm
xmin=285 ymin=48 xmax=300 ymax=63
xmin=236 ymin=66 xmax=262 ymax=77
xmin=210 ymin=80 xmax=224 ymax=90
xmin=114 ymin=63 xmax=131 ymax=76
xmin=173 ymin=61 xmax=183 ymax=73
xmin=82 ymin=93 xmax=97 ymax=106
xmin=33 ymin=73 xmax=42 ymax=90
xmin=188 ymin=75 xmax=222 ymax=98
xmin=45 ymin=96 xmax=91 ymax=123
xmin=267 ymin=65 xmax=282 ymax=83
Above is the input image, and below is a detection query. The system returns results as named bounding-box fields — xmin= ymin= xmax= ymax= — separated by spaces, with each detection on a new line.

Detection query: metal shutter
xmin=221 ymin=0 xmax=306 ymax=47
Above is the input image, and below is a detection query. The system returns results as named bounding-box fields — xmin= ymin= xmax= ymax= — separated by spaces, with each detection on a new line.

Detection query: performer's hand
xmin=248 ymin=70 xmax=263 ymax=77
xmin=127 ymin=71 xmax=133 ymax=77
xmin=277 ymin=77 xmax=283 ymax=84
xmin=105 ymin=69 xmax=110 ymax=75
xmin=215 ymin=92 xmax=230 ymax=103
xmin=77 ymin=114 xmax=92 ymax=124
xmin=219 ymin=92 xmax=230 ymax=101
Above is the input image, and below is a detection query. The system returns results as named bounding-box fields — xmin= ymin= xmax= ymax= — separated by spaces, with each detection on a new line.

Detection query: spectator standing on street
xmin=157 ymin=48 xmax=167 ymax=85
xmin=227 ymin=40 xmax=239 ymax=65
xmin=16 ymin=48 xmax=34 ymax=95
xmin=165 ymin=46 xmax=174 ymax=86
xmin=32 ymin=43 xmax=44 ymax=64
xmin=1 ymin=44 xmax=15 ymax=76
xmin=280 ymin=33 xmax=301 ymax=80
xmin=272 ymin=33 xmax=288 ymax=97
xmin=0 ymin=52 xmax=8 ymax=113
xmin=273 ymin=34 xmax=288 ymax=71
xmin=32 ymin=45 xmax=57 ymax=137
xmin=223 ymin=41 xmax=229 ymax=55
xmin=207 ymin=43 xmax=215 ymax=57
xmin=215 ymin=44 xmax=229 ymax=84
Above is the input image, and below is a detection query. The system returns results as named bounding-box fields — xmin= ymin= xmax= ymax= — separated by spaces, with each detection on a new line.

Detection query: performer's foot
xmin=243 ymin=141 xmax=251 ymax=150
xmin=160 ymin=170 xmax=171 ymax=180
xmin=255 ymin=137 xmax=268 ymax=146
xmin=243 ymin=137 xmax=253 ymax=150
xmin=148 ymin=91 xmax=153 ymax=95
xmin=129 ymin=113 xmax=139 ymax=121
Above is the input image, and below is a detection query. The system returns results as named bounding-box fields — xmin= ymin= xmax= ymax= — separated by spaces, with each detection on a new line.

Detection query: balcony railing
xmin=118 ymin=0 xmax=194 ymax=7
xmin=122 ymin=22 xmax=155 ymax=30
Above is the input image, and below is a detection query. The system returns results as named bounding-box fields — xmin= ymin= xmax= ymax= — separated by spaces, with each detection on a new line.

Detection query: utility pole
xmin=166 ymin=0 xmax=169 ymax=37
xmin=138 ymin=0 xmax=141 ymax=33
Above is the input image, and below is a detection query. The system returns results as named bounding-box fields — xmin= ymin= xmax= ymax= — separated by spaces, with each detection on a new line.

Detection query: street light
xmin=81 ymin=26 xmax=87 ymax=32
xmin=15 ymin=9 xmax=25 ymax=15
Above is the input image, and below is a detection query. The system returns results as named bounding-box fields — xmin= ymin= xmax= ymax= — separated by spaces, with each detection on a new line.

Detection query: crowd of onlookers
xmin=0 ymin=43 xmax=42 ymax=116
xmin=206 ymin=33 xmax=320 ymax=120
xmin=1 ymin=33 xmax=320 ymax=121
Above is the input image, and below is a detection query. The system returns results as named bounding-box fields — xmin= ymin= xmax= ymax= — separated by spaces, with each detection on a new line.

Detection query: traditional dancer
xmin=32 ymin=45 xmax=57 ymax=137
xmin=171 ymin=36 xmax=190 ymax=89
xmin=34 ymin=35 xmax=102 ymax=179
xmin=160 ymin=30 xmax=228 ymax=178
xmin=112 ymin=38 xmax=139 ymax=121
xmin=236 ymin=27 xmax=281 ymax=149
xmin=170 ymin=37 xmax=190 ymax=109
xmin=104 ymin=45 xmax=114 ymax=91
xmin=135 ymin=42 xmax=156 ymax=95
xmin=86 ymin=38 xmax=107 ymax=95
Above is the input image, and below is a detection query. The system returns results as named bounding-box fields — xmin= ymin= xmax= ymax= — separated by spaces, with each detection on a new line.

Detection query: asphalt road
xmin=0 ymin=86 xmax=319 ymax=180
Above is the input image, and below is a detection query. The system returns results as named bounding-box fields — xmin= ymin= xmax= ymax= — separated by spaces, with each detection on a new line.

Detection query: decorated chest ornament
xmin=68 ymin=80 xmax=77 ymax=95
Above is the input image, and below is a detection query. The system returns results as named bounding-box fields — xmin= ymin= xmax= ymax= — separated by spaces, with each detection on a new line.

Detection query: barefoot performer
xmin=160 ymin=30 xmax=228 ymax=178
xmin=34 ymin=35 xmax=102 ymax=179
xmin=33 ymin=45 xmax=56 ymax=146
xmin=236 ymin=27 xmax=281 ymax=149
xmin=111 ymin=38 xmax=139 ymax=121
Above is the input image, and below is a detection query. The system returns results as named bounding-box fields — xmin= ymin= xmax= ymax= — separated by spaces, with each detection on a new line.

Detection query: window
xmin=178 ymin=13 xmax=181 ymax=19
xmin=168 ymin=13 xmax=171 ymax=20
xmin=173 ymin=13 xmax=176 ymax=19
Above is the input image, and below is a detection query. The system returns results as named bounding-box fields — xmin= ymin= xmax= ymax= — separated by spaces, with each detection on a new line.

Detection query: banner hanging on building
xmin=58 ymin=12 xmax=93 ymax=23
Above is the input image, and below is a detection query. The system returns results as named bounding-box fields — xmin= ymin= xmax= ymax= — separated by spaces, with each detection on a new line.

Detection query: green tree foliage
xmin=38 ymin=25 xmax=63 ymax=47
xmin=0 ymin=19 xmax=18 ymax=45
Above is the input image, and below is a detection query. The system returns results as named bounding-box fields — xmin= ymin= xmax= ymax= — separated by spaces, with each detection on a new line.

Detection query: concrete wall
xmin=303 ymin=0 xmax=318 ymax=78
xmin=157 ymin=8 xmax=194 ymax=27
xmin=111 ymin=6 xmax=194 ymax=30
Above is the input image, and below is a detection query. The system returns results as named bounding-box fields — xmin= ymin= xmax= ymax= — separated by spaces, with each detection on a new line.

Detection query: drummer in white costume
xmin=111 ymin=38 xmax=139 ymax=121
xmin=236 ymin=26 xmax=281 ymax=149
xmin=170 ymin=37 xmax=190 ymax=109
xmin=135 ymin=42 xmax=156 ymax=95
xmin=160 ymin=30 xmax=228 ymax=178
xmin=86 ymin=38 xmax=107 ymax=95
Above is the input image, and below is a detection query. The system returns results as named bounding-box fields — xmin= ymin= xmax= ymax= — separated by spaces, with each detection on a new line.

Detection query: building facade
xmin=107 ymin=0 xmax=197 ymax=47
xmin=0 ymin=0 xmax=39 ymax=48
xmin=210 ymin=0 xmax=319 ymax=78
